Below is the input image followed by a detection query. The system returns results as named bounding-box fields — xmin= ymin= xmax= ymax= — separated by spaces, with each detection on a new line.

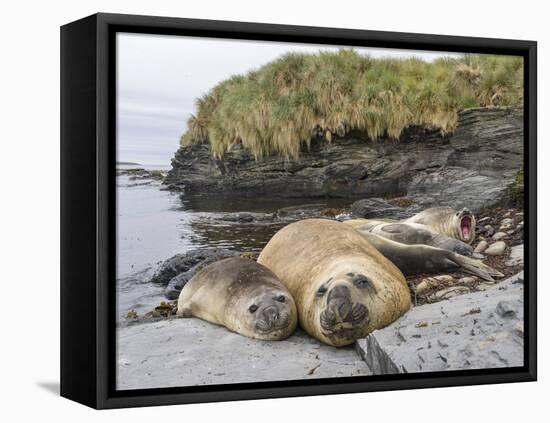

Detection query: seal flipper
xmin=357 ymin=232 xmax=502 ymax=282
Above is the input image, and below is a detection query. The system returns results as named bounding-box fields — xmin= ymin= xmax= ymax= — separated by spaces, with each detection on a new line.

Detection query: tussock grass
xmin=181 ymin=51 xmax=523 ymax=159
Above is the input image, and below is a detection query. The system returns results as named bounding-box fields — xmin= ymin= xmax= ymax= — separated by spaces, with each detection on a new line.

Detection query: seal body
xmin=345 ymin=219 xmax=473 ymax=256
xmin=344 ymin=219 xmax=502 ymax=282
xmin=257 ymin=219 xmax=411 ymax=347
xmin=177 ymin=257 xmax=297 ymax=341
xmin=405 ymin=207 xmax=476 ymax=244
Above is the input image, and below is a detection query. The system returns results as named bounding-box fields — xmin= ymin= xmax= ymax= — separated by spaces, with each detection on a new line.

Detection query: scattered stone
xmin=350 ymin=198 xmax=417 ymax=219
xmin=483 ymin=225 xmax=495 ymax=237
xmin=505 ymin=244 xmax=524 ymax=267
xmin=477 ymin=216 xmax=491 ymax=224
xmin=472 ymin=252 xmax=485 ymax=259
xmin=416 ymin=275 xmax=455 ymax=295
xmin=356 ymin=272 xmax=524 ymax=374
xmin=150 ymin=249 xmax=239 ymax=296
xmin=474 ymin=240 xmax=488 ymax=253
xmin=492 ymin=232 xmax=508 ymax=241
xmin=458 ymin=276 xmax=478 ymax=284
xmin=501 ymin=217 xmax=513 ymax=226
xmin=434 ymin=286 xmax=470 ymax=300
xmin=485 ymin=241 xmax=507 ymax=256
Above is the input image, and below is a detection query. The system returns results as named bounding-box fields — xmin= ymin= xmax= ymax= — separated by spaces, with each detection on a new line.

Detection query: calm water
xmin=116 ymin=167 xmax=351 ymax=320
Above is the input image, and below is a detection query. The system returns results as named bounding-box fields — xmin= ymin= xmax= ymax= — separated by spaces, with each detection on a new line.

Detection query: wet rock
xmin=356 ymin=272 xmax=524 ymax=374
xmin=485 ymin=241 xmax=507 ymax=256
xmin=276 ymin=204 xmax=331 ymax=220
xmin=492 ymin=232 xmax=508 ymax=241
xmin=162 ymin=249 xmax=241 ymax=300
xmin=214 ymin=212 xmax=274 ymax=223
xmin=151 ymin=249 xmax=239 ymax=286
xmin=474 ymin=240 xmax=488 ymax=254
xmin=505 ymin=244 xmax=524 ymax=267
xmin=350 ymin=198 xmax=418 ymax=219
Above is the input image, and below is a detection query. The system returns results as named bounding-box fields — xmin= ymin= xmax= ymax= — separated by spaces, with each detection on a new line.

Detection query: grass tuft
xmin=181 ymin=51 xmax=523 ymax=159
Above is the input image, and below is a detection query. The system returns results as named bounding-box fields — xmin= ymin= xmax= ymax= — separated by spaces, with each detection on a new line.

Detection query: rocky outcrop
xmin=117 ymin=322 xmax=370 ymax=390
xmin=150 ymin=249 xmax=239 ymax=299
xmin=355 ymin=272 xmax=524 ymax=374
xmin=165 ymin=107 xmax=523 ymax=212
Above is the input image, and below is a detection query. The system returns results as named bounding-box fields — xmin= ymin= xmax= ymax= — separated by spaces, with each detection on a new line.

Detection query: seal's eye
xmin=248 ymin=304 xmax=258 ymax=313
xmin=456 ymin=212 xmax=460 ymax=216
xmin=353 ymin=275 xmax=373 ymax=289
xmin=316 ymin=286 xmax=328 ymax=297
xmin=276 ymin=295 xmax=285 ymax=303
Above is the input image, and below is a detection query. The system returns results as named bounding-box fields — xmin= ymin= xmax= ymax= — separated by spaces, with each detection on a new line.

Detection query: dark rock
xmin=351 ymin=197 xmax=419 ymax=219
xmin=150 ymin=249 xmax=238 ymax=286
xmin=165 ymin=107 xmax=523 ymax=211
xmin=355 ymin=272 xmax=524 ymax=374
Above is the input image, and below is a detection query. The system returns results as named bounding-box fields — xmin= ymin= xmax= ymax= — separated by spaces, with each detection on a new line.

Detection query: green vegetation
xmin=510 ymin=167 xmax=524 ymax=205
xmin=181 ymin=51 xmax=523 ymax=159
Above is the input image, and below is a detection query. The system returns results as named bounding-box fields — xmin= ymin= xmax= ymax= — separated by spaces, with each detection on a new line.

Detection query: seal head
xmin=177 ymin=257 xmax=297 ymax=341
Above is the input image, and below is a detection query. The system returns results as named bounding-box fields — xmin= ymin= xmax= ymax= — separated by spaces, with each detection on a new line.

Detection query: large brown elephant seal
xmin=405 ymin=207 xmax=476 ymax=244
xmin=257 ymin=219 xmax=411 ymax=347
xmin=177 ymin=257 xmax=297 ymax=341
xmin=344 ymin=219 xmax=502 ymax=281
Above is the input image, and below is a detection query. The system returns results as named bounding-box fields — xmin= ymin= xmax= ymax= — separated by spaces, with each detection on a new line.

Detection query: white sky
xmin=116 ymin=33 xmax=462 ymax=165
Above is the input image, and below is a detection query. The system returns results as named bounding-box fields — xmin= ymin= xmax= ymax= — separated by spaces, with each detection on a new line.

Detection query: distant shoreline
xmin=117 ymin=161 xmax=141 ymax=166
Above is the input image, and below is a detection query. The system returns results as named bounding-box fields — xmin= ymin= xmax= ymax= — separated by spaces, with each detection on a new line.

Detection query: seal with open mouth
xmin=344 ymin=219 xmax=502 ymax=282
xmin=257 ymin=219 xmax=411 ymax=347
xmin=405 ymin=207 xmax=476 ymax=244
xmin=176 ymin=257 xmax=297 ymax=341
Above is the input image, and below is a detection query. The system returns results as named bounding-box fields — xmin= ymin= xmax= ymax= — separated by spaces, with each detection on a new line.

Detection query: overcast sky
xmin=116 ymin=33 xmax=461 ymax=166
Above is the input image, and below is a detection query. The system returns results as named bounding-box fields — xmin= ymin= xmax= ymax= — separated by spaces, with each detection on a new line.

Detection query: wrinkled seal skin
xmin=344 ymin=219 xmax=502 ymax=282
xmin=405 ymin=207 xmax=476 ymax=244
xmin=257 ymin=219 xmax=411 ymax=347
xmin=177 ymin=257 xmax=297 ymax=341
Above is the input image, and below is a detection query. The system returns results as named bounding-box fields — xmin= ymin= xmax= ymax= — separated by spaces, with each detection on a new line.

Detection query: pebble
xmin=458 ymin=276 xmax=478 ymax=284
xmin=483 ymin=225 xmax=495 ymax=237
xmin=472 ymin=253 xmax=485 ymax=259
xmin=501 ymin=218 xmax=513 ymax=226
xmin=492 ymin=232 xmax=508 ymax=241
xmin=416 ymin=275 xmax=455 ymax=295
xmin=474 ymin=240 xmax=488 ymax=253
xmin=434 ymin=286 xmax=470 ymax=300
xmin=477 ymin=217 xmax=491 ymax=224
xmin=485 ymin=241 xmax=507 ymax=256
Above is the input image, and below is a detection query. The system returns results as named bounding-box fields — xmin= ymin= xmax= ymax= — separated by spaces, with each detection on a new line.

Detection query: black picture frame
xmin=60 ymin=12 xmax=537 ymax=409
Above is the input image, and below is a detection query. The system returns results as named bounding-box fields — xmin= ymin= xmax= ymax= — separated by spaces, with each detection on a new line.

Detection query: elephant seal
xmin=344 ymin=219 xmax=502 ymax=282
xmin=177 ymin=257 xmax=297 ymax=341
xmin=405 ymin=207 xmax=476 ymax=244
xmin=257 ymin=219 xmax=411 ymax=347
xmin=346 ymin=219 xmax=473 ymax=256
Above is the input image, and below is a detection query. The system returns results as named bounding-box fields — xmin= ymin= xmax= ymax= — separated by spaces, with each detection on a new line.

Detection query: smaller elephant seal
xmin=346 ymin=219 xmax=473 ymax=257
xmin=405 ymin=207 xmax=476 ymax=244
xmin=258 ymin=219 xmax=411 ymax=347
xmin=177 ymin=257 xmax=297 ymax=341
xmin=345 ymin=219 xmax=502 ymax=282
